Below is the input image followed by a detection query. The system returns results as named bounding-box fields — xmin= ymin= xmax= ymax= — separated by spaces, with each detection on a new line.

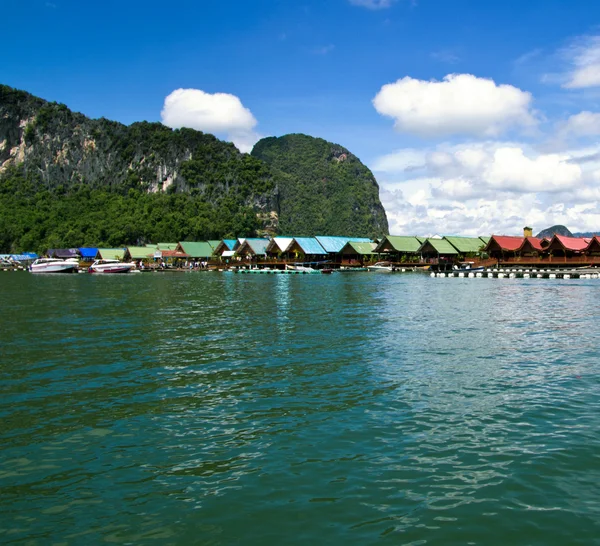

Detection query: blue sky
xmin=5 ymin=0 xmax=600 ymax=235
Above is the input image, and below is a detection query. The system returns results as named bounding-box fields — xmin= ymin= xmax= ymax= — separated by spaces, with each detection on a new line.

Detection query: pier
xmin=430 ymin=268 xmax=600 ymax=279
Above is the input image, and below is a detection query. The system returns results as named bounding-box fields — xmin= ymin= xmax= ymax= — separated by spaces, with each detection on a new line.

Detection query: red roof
xmin=552 ymin=234 xmax=589 ymax=252
xmin=160 ymin=250 xmax=189 ymax=258
xmin=519 ymin=236 xmax=543 ymax=251
xmin=487 ymin=235 xmax=524 ymax=251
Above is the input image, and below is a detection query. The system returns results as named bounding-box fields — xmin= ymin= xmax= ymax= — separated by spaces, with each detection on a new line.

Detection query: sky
xmin=5 ymin=0 xmax=600 ymax=236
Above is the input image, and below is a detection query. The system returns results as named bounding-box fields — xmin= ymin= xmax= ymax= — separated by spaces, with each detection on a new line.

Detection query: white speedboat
xmin=366 ymin=261 xmax=393 ymax=272
xmin=29 ymin=258 xmax=78 ymax=274
xmin=88 ymin=259 xmax=136 ymax=274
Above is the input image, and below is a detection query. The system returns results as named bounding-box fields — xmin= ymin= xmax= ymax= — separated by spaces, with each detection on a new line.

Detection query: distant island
xmin=0 ymin=85 xmax=388 ymax=253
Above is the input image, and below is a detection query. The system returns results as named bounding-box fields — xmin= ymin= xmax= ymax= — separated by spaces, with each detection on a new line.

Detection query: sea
xmin=1 ymin=271 xmax=599 ymax=545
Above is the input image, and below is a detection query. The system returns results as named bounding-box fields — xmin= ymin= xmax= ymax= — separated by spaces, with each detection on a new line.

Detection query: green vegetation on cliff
xmin=0 ymin=85 xmax=389 ymax=252
xmin=252 ymin=134 xmax=388 ymax=238
xmin=0 ymin=85 xmax=274 ymax=252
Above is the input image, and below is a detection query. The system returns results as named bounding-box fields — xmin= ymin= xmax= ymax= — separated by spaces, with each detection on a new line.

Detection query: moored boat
xmin=88 ymin=259 xmax=136 ymax=274
xmin=29 ymin=258 xmax=78 ymax=274
xmin=366 ymin=261 xmax=393 ymax=272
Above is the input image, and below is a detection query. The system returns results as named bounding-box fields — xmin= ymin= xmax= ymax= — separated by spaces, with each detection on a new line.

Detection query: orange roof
xmin=160 ymin=250 xmax=189 ymax=258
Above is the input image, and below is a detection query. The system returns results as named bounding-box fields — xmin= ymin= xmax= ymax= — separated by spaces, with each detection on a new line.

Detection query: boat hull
xmin=29 ymin=264 xmax=77 ymax=273
xmin=89 ymin=265 xmax=135 ymax=274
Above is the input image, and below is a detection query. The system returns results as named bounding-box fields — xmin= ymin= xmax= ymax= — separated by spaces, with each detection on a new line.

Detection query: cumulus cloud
xmin=371 ymin=141 xmax=600 ymax=235
xmin=562 ymin=35 xmax=600 ymax=89
xmin=161 ymin=88 xmax=260 ymax=153
xmin=349 ymin=0 xmax=395 ymax=9
xmin=560 ymin=111 xmax=600 ymax=137
xmin=373 ymin=74 xmax=537 ymax=138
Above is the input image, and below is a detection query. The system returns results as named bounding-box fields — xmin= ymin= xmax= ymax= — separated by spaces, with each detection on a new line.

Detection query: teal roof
xmin=223 ymin=239 xmax=237 ymax=250
xmin=293 ymin=237 xmax=327 ymax=255
xmin=239 ymin=238 xmax=270 ymax=255
xmin=315 ymin=236 xmax=371 ymax=253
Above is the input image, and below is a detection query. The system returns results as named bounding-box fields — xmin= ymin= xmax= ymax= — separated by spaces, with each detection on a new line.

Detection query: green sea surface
xmin=1 ymin=272 xmax=599 ymax=545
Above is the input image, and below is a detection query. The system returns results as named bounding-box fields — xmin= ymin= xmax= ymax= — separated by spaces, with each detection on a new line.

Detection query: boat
xmin=366 ymin=261 xmax=393 ymax=272
xmin=29 ymin=258 xmax=79 ymax=274
xmin=88 ymin=259 xmax=136 ymax=274
xmin=454 ymin=261 xmax=485 ymax=272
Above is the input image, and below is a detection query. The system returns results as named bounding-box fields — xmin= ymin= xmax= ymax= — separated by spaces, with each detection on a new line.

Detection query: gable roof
xmin=548 ymin=234 xmax=590 ymax=252
xmin=376 ymin=236 xmax=422 ymax=253
xmin=266 ymin=237 xmax=294 ymax=253
xmin=126 ymin=246 xmax=155 ymax=259
xmin=177 ymin=241 xmax=215 ymax=258
xmin=485 ymin=235 xmax=524 ymax=252
xmin=237 ymin=238 xmax=270 ymax=256
xmin=79 ymin=247 xmax=99 ymax=259
xmin=207 ymin=240 xmax=222 ymax=250
xmin=341 ymin=241 xmax=376 ymax=255
xmin=97 ymin=248 xmax=125 ymax=260
xmin=419 ymin=238 xmax=459 ymax=255
xmin=292 ymin=237 xmax=327 ymax=255
xmin=315 ymin=236 xmax=371 ymax=253
xmin=156 ymin=243 xmax=178 ymax=251
xmin=443 ymin=236 xmax=485 ymax=253
xmin=518 ymin=237 xmax=543 ymax=252
xmin=47 ymin=248 xmax=79 ymax=259
xmin=479 ymin=236 xmax=491 ymax=245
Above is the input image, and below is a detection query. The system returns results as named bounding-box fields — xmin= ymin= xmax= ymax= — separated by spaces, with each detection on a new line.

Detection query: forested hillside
xmin=0 ymin=85 xmax=389 ymax=252
xmin=252 ymin=134 xmax=388 ymax=238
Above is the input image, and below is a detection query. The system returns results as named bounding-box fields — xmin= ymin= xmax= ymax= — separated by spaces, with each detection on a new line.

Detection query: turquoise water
xmin=1 ymin=272 xmax=599 ymax=545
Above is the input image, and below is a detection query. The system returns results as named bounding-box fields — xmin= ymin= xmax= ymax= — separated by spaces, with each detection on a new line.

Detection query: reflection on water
xmin=0 ymin=273 xmax=599 ymax=544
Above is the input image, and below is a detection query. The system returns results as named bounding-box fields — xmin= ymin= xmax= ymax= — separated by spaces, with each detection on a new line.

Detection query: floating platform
xmin=430 ymin=268 xmax=600 ymax=280
xmin=233 ymin=269 xmax=322 ymax=275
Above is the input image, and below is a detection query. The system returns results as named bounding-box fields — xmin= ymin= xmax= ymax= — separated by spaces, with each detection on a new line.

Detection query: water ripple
xmin=0 ymin=274 xmax=599 ymax=544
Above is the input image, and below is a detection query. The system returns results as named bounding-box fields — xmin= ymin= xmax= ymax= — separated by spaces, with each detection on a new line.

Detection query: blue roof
xmin=79 ymin=247 xmax=99 ymax=258
xmin=243 ymin=238 xmax=270 ymax=255
xmin=223 ymin=239 xmax=237 ymax=250
xmin=10 ymin=252 xmax=38 ymax=260
xmin=293 ymin=237 xmax=327 ymax=255
xmin=315 ymin=236 xmax=372 ymax=253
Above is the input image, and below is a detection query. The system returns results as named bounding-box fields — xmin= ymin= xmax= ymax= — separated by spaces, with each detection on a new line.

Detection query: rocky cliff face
xmin=252 ymin=134 xmax=389 ymax=238
xmin=0 ymin=85 xmax=276 ymax=209
xmin=0 ymin=86 xmax=389 ymax=250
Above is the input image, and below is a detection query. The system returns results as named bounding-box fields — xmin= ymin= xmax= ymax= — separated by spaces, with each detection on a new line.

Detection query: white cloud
xmin=485 ymin=147 xmax=581 ymax=192
xmin=372 ymin=141 xmax=600 ymax=235
xmin=349 ymin=0 xmax=395 ymax=9
xmin=562 ymin=36 xmax=600 ymax=89
xmin=373 ymin=74 xmax=537 ymax=138
xmin=561 ymin=111 xmax=600 ymax=137
xmin=161 ymin=88 xmax=260 ymax=153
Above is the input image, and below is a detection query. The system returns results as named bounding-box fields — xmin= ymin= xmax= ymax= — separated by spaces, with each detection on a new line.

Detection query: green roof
xmin=420 ymin=238 xmax=459 ymax=255
xmin=207 ymin=240 xmax=221 ymax=250
xmin=156 ymin=243 xmax=178 ymax=251
xmin=178 ymin=241 xmax=215 ymax=258
xmin=479 ymin=236 xmax=491 ymax=245
xmin=127 ymin=246 xmax=155 ymax=259
xmin=378 ymin=236 xmax=422 ymax=253
xmin=444 ymin=236 xmax=485 ymax=253
xmin=344 ymin=241 xmax=376 ymax=255
xmin=97 ymin=248 xmax=125 ymax=260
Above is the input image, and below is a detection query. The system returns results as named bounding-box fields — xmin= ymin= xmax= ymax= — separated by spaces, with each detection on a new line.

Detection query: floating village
xmin=2 ymin=227 xmax=600 ymax=279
